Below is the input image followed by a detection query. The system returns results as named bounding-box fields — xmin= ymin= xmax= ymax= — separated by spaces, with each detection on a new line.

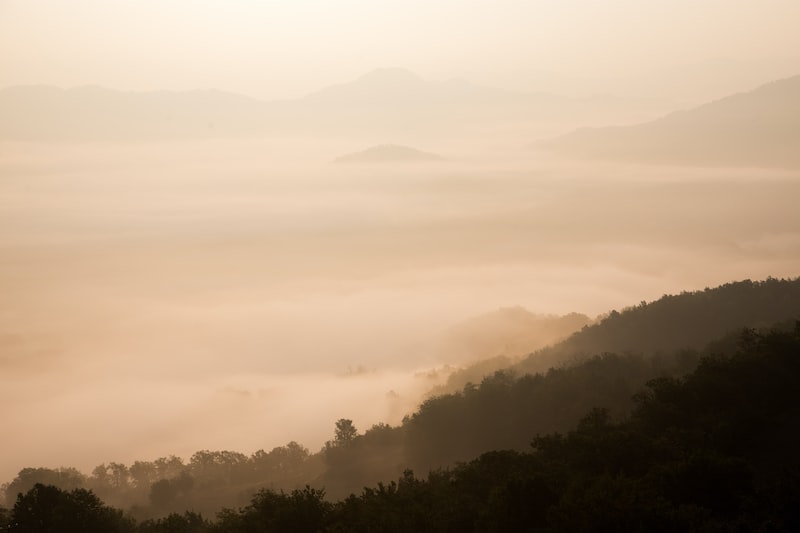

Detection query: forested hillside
xmin=2 ymin=278 xmax=799 ymax=527
xmin=437 ymin=278 xmax=800 ymax=393
xmin=2 ymin=325 xmax=798 ymax=531
xmin=518 ymin=277 xmax=800 ymax=374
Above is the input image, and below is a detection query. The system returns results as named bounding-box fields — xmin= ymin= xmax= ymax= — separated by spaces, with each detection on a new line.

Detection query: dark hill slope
xmin=5 ymin=279 xmax=800 ymax=511
xmin=437 ymin=278 xmax=800 ymax=396
xmin=9 ymin=327 xmax=799 ymax=531
xmin=321 ymin=326 xmax=800 ymax=532
xmin=386 ymin=278 xmax=800 ymax=490
xmin=517 ymin=277 xmax=800 ymax=376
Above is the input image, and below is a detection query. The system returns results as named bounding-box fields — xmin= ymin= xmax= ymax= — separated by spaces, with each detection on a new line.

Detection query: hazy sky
xmin=2 ymin=1 xmax=800 ymax=98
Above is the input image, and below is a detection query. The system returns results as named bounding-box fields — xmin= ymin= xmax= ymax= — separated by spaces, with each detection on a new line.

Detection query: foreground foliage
xmin=3 ymin=326 xmax=798 ymax=531
xmin=6 ymin=279 xmax=797 ymax=514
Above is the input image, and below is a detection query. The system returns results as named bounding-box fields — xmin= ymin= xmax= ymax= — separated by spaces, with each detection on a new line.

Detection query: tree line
xmin=3 ymin=278 xmax=799 ymax=525
xmin=2 ymin=325 xmax=799 ymax=531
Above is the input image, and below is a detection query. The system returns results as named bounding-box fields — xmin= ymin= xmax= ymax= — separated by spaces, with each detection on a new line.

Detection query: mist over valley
xmin=2 ymin=2 xmax=800 ymax=530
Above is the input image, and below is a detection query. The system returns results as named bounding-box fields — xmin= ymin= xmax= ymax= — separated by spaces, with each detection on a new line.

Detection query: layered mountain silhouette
xmin=0 ymin=85 xmax=268 ymax=141
xmin=0 ymin=68 xmax=677 ymax=141
xmin=4 ymin=277 xmax=800 ymax=523
xmin=436 ymin=278 xmax=800 ymax=395
xmin=539 ymin=74 xmax=800 ymax=168
xmin=6 ymin=70 xmax=795 ymax=152
xmin=333 ymin=144 xmax=443 ymax=163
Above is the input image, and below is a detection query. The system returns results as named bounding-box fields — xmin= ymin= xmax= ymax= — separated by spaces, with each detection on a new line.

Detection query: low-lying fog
xmin=2 ymin=139 xmax=799 ymax=482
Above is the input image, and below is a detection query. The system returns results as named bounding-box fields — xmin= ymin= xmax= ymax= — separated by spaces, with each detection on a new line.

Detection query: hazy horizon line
xmin=3 ymin=61 xmax=798 ymax=104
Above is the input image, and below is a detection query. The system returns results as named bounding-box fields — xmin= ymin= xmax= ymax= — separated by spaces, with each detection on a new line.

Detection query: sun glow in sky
xmin=2 ymin=0 xmax=799 ymax=98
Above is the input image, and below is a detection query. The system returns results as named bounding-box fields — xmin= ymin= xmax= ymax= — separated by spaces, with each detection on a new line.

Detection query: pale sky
xmin=1 ymin=0 xmax=799 ymax=99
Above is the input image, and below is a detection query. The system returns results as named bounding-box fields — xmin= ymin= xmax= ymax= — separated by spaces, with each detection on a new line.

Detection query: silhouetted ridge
xmin=6 ymin=326 xmax=798 ymax=531
xmin=517 ymin=277 xmax=800 ymax=375
xmin=4 ymin=278 xmax=799 ymax=520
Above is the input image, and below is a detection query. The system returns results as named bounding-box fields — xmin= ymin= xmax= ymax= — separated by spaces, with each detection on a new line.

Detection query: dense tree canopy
xmin=8 ymin=483 xmax=133 ymax=533
xmin=2 ymin=278 xmax=798 ymax=530
xmin=3 ymin=325 xmax=797 ymax=531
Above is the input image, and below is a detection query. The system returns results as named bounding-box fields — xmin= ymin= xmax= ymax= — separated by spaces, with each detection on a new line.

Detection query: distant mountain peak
xmin=538 ymin=73 xmax=800 ymax=168
xmin=333 ymin=144 xmax=443 ymax=163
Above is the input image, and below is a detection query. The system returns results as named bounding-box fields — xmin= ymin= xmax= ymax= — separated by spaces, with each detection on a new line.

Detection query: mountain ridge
xmin=538 ymin=73 xmax=800 ymax=168
xmin=0 ymin=69 xmax=681 ymax=141
xmin=434 ymin=277 xmax=800 ymax=398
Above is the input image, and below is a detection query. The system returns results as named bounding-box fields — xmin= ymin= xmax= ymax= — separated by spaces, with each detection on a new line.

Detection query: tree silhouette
xmin=10 ymin=483 xmax=132 ymax=533
xmin=333 ymin=419 xmax=358 ymax=445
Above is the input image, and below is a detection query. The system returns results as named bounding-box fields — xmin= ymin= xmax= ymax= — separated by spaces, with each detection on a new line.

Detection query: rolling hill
xmin=0 ymin=69 xmax=678 ymax=141
xmin=538 ymin=74 xmax=800 ymax=168
xmin=430 ymin=277 xmax=800 ymax=421
xmin=4 ymin=277 xmax=800 ymax=519
xmin=515 ymin=277 xmax=800 ymax=375
xmin=0 ymin=85 xmax=267 ymax=141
